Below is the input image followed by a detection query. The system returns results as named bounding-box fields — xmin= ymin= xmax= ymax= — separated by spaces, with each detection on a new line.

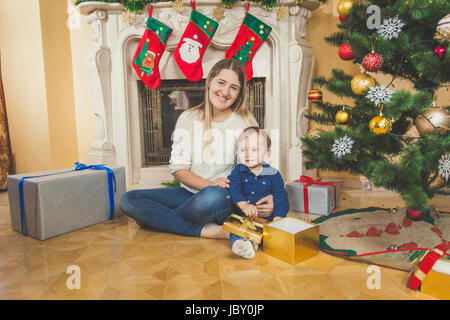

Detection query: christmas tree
xmin=232 ymin=39 xmax=254 ymax=68
xmin=301 ymin=0 xmax=450 ymax=215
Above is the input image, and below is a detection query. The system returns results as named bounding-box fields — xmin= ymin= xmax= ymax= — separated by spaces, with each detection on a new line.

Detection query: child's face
xmin=237 ymin=132 xmax=267 ymax=168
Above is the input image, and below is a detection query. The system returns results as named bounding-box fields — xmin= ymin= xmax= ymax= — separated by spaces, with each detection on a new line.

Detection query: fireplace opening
xmin=139 ymin=78 xmax=266 ymax=166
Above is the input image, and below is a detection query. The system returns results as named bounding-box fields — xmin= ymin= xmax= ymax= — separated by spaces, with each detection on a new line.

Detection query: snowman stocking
xmin=225 ymin=12 xmax=272 ymax=82
xmin=132 ymin=6 xmax=172 ymax=89
xmin=174 ymin=7 xmax=218 ymax=82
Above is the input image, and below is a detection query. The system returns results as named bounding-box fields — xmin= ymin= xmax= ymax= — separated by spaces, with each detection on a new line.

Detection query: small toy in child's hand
xmin=222 ymin=213 xmax=267 ymax=244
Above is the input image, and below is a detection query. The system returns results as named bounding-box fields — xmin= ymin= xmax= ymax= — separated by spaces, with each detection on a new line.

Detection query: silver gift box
xmin=286 ymin=180 xmax=341 ymax=216
xmin=7 ymin=166 xmax=126 ymax=240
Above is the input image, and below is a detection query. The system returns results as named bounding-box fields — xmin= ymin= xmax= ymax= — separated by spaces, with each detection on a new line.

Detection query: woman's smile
xmin=216 ymin=93 xmax=228 ymax=102
xmin=209 ymin=69 xmax=240 ymax=112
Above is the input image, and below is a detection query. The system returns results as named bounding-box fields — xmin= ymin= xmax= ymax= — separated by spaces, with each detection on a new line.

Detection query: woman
xmin=120 ymin=58 xmax=274 ymax=239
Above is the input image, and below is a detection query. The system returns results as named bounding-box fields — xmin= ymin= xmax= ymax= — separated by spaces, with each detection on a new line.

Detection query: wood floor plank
xmin=0 ymin=188 xmax=447 ymax=300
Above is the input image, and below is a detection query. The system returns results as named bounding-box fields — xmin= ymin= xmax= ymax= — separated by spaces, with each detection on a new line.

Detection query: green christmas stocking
xmin=132 ymin=9 xmax=172 ymax=89
xmin=225 ymin=13 xmax=272 ymax=82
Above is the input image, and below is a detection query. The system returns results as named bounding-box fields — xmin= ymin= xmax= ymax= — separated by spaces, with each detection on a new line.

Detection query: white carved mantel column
xmin=287 ymin=5 xmax=317 ymax=181
xmin=78 ymin=0 xmax=319 ymax=187
xmin=83 ymin=8 xmax=116 ymax=166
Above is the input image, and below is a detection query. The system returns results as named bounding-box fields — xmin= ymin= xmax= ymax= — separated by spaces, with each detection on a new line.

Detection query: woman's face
xmin=208 ymin=68 xmax=241 ymax=112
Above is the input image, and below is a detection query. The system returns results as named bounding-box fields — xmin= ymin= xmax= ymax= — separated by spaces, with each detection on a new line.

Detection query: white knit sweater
xmin=169 ymin=108 xmax=249 ymax=194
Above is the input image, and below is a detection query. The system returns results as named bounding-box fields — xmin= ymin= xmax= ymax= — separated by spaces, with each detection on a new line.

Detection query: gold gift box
xmin=263 ymin=217 xmax=319 ymax=264
xmin=421 ymin=258 xmax=450 ymax=300
xmin=222 ymin=213 xmax=267 ymax=244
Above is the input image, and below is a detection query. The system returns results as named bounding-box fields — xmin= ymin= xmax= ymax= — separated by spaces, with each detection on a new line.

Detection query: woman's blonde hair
xmin=189 ymin=58 xmax=259 ymax=148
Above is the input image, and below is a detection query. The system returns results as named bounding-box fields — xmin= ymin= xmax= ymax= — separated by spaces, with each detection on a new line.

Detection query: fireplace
xmin=139 ymin=78 xmax=265 ymax=166
xmin=78 ymin=0 xmax=319 ymax=188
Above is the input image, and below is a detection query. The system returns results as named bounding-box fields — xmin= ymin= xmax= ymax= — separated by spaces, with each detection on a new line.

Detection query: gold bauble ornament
xmin=369 ymin=113 xmax=392 ymax=135
xmin=335 ymin=107 xmax=351 ymax=124
xmin=337 ymin=0 xmax=354 ymax=17
xmin=351 ymin=73 xmax=375 ymax=95
xmin=415 ymin=106 xmax=450 ymax=136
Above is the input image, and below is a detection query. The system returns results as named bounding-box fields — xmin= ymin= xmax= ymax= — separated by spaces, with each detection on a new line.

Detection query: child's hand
xmin=239 ymin=202 xmax=259 ymax=218
xmin=273 ymin=216 xmax=283 ymax=222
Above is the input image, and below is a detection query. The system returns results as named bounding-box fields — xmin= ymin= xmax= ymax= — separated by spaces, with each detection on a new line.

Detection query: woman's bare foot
xmin=200 ymin=223 xmax=230 ymax=239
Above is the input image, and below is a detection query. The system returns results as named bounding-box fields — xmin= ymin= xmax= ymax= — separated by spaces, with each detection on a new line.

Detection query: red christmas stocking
xmin=132 ymin=7 xmax=172 ymax=89
xmin=225 ymin=12 xmax=272 ymax=82
xmin=174 ymin=8 xmax=218 ymax=82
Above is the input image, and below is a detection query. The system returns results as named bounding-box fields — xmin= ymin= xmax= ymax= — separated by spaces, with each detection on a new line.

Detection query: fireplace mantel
xmin=78 ymin=0 xmax=319 ymax=187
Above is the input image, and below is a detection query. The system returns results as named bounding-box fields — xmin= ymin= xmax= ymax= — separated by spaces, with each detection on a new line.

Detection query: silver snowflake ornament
xmin=377 ymin=15 xmax=405 ymax=40
xmin=366 ymin=85 xmax=393 ymax=105
xmin=331 ymin=135 xmax=354 ymax=159
xmin=438 ymin=153 xmax=450 ymax=181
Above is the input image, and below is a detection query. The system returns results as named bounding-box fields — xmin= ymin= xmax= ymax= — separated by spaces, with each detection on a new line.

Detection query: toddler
xmin=227 ymin=126 xmax=289 ymax=259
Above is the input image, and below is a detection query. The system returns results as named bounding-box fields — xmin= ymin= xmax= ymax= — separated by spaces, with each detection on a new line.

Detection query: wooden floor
xmin=0 ymin=186 xmax=448 ymax=300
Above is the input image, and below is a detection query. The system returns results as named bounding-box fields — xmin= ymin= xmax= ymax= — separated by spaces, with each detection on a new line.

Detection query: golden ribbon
xmin=230 ymin=213 xmax=263 ymax=232
xmin=406 ymin=250 xmax=430 ymax=286
xmin=410 ymin=248 xmax=444 ymax=267
xmin=410 ymin=249 xmax=430 ymax=268
xmin=408 ymin=247 xmax=445 ymax=282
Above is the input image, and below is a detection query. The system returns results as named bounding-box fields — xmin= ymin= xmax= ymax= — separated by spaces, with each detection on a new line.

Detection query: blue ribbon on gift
xmin=74 ymin=162 xmax=117 ymax=221
xmin=18 ymin=162 xmax=117 ymax=236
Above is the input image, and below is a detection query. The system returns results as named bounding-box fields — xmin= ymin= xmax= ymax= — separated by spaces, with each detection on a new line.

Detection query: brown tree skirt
xmin=314 ymin=206 xmax=450 ymax=271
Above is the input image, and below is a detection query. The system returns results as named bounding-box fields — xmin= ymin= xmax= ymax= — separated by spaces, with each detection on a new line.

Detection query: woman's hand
xmin=210 ymin=177 xmax=230 ymax=189
xmin=272 ymin=216 xmax=283 ymax=222
xmin=255 ymin=194 xmax=274 ymax=216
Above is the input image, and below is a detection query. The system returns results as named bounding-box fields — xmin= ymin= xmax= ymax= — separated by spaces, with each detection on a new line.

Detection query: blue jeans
xmin=230 ymin=233 xmax=244 ymax=245
xmin=120 ymin=186 xmax=235 ymax=237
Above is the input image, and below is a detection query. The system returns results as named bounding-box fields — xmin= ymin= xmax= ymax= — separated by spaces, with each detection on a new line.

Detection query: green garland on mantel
xmin=74 ymin=0 xmax=327 ymax=12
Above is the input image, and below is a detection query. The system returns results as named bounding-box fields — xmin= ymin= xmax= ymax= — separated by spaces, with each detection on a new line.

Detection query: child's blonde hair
xmin=237 ymin=126 xmax=272 ymax=151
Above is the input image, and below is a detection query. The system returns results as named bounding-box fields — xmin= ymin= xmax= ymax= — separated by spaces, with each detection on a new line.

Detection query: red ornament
xmin=308 ymin=89 xmax=323 ymax=102
xmin=434 ymin=45 xmax=447 ymax=59
xmin=405 ymin=207 xmax=426 ymax=221
xmin=339 ymin=15 xmax=348 ymax=23
xmin=362 ymin=51 xmax=384 ymax=72
xmin=339 ymin=43 xmax=355 ymax=60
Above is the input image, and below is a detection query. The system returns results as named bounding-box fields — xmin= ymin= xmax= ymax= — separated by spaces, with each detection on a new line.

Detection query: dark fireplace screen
xmin=139 ymin=78 xmax=265 ymax=166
